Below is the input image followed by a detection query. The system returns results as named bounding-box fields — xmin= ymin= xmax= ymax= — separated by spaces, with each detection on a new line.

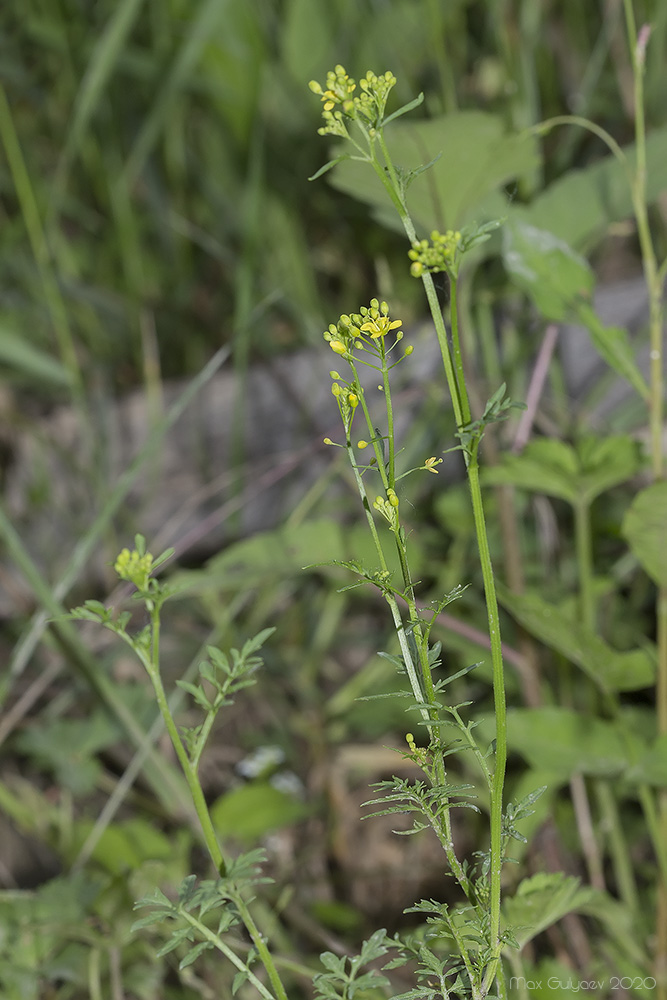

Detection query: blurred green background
xmin=1 ymin=1 xmax=666 ymax=996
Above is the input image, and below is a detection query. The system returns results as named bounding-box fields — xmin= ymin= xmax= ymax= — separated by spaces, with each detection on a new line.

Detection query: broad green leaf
xmin=514 ymin=124 xmax=667 ymax=252
xmin=211 ymin=781 xmax=308 ymax=844
xmin=497 ymin=584 xmax=655 ymax=692
xmin=180 ymin=518 xmax=415 ymax=592
xmin=502 ymin=220 xmax=593 ymax=321
xmin=573 ymin=434 xmax=644 ymax=501
xmin=574 ymin=302 xmax=649 ymax=400
xmin=502 ymin=872 xmax=593 ymax=948
xmin=625 ymin=735 xmax=667 ymax=787
xmin=505 ymin=707 xmax=628 ymax=778
xmin=622 ymin=481 xmax=667 ymax=587
xmin=327 ymin=111 xmax=539 ymax=232
xmin=483 ymin=435 xmax=642 ymax=505
xmin=483 ymin=439 xmax=580 ymax=503
xmin=71 ymin=818 xmax=175 ymax=876
xmin=15 ymin=714 xmax=119 ymax=795
xmin=503 ymin=221 xmax=649 ymax=396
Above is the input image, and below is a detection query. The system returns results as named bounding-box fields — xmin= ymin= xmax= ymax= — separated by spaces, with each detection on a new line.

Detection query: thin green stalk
xmin=144 ymin=603 xmax=289 ymax=1000
xmin=595 ymin=780 xmax=640 ymax=915
xmin=449 ymin=278 xmax=471 ymax=426
xmin=376 ymin=124 xmax=508 ymax=982
xmin=343 ymin=416 xmax=470 ymax=895
xmin=0 ymin=501 xmax=192 ymax=816
xmin=574 ymin=499 xmax=595 ymax=632
xmin=145 ymin=607 xmax=226 ymax=873
xmin=468 ymin=450 xmax=507 ymax=981
xmin=180 ymin=911 xmax=279 ymax=1000
xmin=344 ymin=437 xmax=427 ymax=724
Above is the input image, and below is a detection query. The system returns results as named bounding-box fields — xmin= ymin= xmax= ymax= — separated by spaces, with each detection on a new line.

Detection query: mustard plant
xmin=309 ymin=68 xmax=530 ymax=997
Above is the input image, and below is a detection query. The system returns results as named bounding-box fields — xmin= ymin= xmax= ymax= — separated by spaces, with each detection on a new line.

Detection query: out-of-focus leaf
xmin=625 ymin=735 xmax=667 ymax=787
xmin=211 ymin=781 xmax=308 ymax=844
xmin=498 ymin=584 xmax=655 ymax=693
xmin=327 ymin=111 xmax=539 ymax=232
xmin=483 ymin=435 xmax=643 ymax=505
xmin=622 ymin=481 xmax=667 ymax=587
xmin=502 ymin=872 xmax=592 ymax=948
xmin=514 ymin=124 xmax=667 ymax=251
xmin=503 ymin=220 xmax=593 ymax=321
xmin=505 ymin=707 xmax=628 ymax=778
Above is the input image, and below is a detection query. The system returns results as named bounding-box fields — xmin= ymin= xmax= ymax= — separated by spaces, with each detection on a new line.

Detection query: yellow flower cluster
xmin=408 ymin=229 xmax=462 ymax=277
xmin=114 ymin=547 xmax=154 ymax=590
xmin=309 ymin=67 xmax=397 ymax=137
xmin=323 ymin=299 xmax=403 ymax=357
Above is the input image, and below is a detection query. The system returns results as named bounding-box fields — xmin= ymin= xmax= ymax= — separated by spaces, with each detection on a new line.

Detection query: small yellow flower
xmin=348 ymin=392 xmax=359 ymax=408
xmin=360 ymin=316 xmax=403 ymax=339
xmin=424 ymin=456 xmax=442 ymax=474
xmin=357 ymin=440 xmax=368 ymax=449
xmin=330 ymin=340 xmax=347 ymax=355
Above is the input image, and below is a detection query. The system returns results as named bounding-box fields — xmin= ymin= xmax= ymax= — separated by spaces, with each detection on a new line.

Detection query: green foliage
xmin=313 ymin=929 xmax=391 ymax=1000
xmin=501 ymin=872 xmax=593 ymax=950
xmin=325 ymin=111 xmax=539 ymax=233
xmin=3 ymin=2 xmax=667 ymax=995
xmin=210 ymin=781 xmax=309 ymax=844
xmin=622 ymin=481 xmax=667 ymax=587
xmin=498 ymin=584 xmax=655 ymax=693
xmin=483 ymin=435 xmax=644 ymax=506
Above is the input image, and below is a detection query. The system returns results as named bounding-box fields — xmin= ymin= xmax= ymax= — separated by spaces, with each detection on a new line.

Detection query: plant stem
xmin=181 ymin=912 xmax=279 ymax=1000
xmin=375 ymin=129 xmax=509 ymax=981
xmin=574 ymin=499 xmax=595 ymax=633
xmin=146 ymin=606 xmax=289 ymax=1000
xmin=468 ymin=448 xmax=508 ymax=978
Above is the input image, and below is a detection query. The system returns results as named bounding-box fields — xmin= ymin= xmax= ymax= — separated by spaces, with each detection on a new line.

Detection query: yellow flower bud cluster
xmin=114 ymin=547 xmax=154 ymax=590
xmin=329 ymin=372 xmax=362 ymax=436
xmin=373 ymin=488 xmax=400 ymax=528
xmin=309 ymin=67 xmax=397 ymax=137
xmin=322 ymin=299 xmax=404 ymax=359
xmin=408 ymin=229 xmax=462 ymax=277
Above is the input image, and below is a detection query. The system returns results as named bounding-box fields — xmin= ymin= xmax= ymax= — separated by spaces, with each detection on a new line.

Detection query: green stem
xmin=468 ymin=450 xmax=507 ymax=973
xmin=574 ymin=499 xmax=595 ymax=632
xmin=146 ymin=607 xmax=289 ymax=1000
xmin=373 ymin=130 xmax=508 ymax=983
xmin=180 ymin=912 xmax=278 ymax=1000
xmin=146 ymin=605 xmax=228 ymax=875
xmin=595 ymin=780 xmax=639 ymax=915
xmin=380 ymin=338 xmax=397 ymax=488
xmin=449 ymin=277 xmax=471 ymax=426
